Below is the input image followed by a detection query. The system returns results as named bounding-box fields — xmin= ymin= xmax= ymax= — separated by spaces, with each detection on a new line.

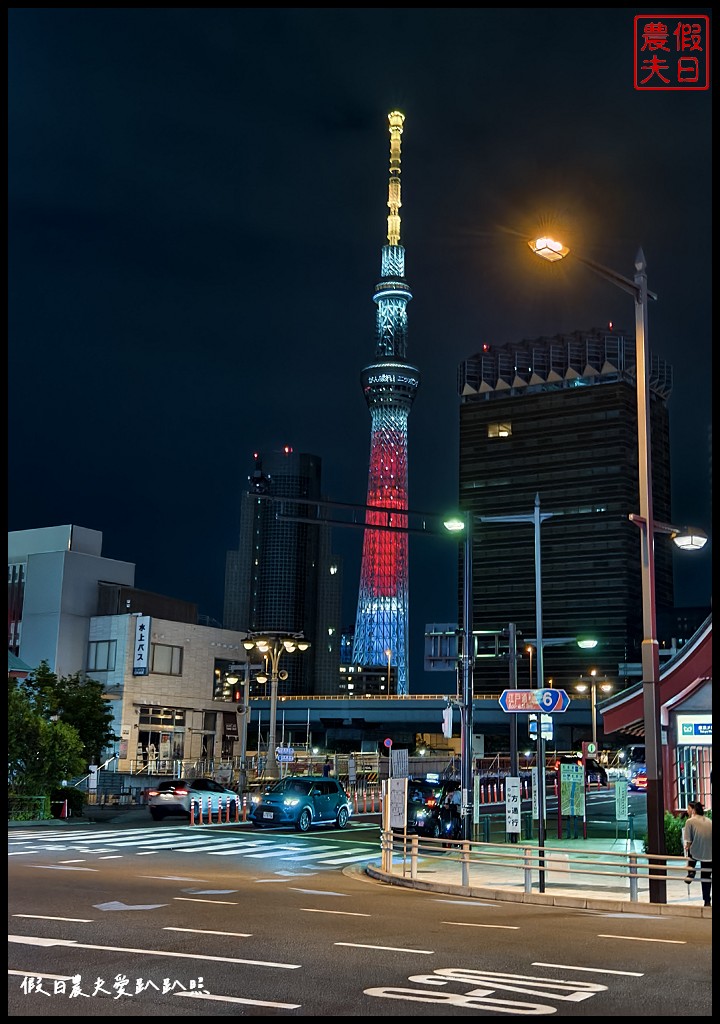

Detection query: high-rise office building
xmin=224 ymin=447 xmax=342 ymax=695
xmin=352 ymin=110 xmax=420 ymax=696
xmin=456 ymin=327 xmax=675 ymax=695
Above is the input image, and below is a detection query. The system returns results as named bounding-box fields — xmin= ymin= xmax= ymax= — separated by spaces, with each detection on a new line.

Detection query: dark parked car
xmin=249 ymin=775 xmax=352 ymax=832
xmin=147 ymin=777 xmax=238 ymax=821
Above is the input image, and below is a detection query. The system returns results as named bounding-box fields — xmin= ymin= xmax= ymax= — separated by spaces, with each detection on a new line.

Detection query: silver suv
xmin=249 ymin=775 xmax=352 ymax=832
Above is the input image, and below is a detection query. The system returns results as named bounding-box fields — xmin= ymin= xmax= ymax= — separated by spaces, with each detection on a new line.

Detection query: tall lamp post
xmin=444 ymin=493 xmax=554 ymax=858
xmin=574 ymin=673 xmax=613 ymax=749
xmin=442 ymin=511 xmax=474 ymax=841
xmin=226 ymin=662 xmax=250 ymax=796
xmin=529 ymin=237 xmax=707 ymax=903
xmin=384 ymin=648 xmax=393 ymax=692
xmin=242 ymin=633 xmax=310 ymax=779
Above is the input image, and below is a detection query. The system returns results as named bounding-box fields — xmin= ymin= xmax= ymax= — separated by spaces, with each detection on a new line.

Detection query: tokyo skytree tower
xmin=351 ymin=110 xmax=420 ymax=696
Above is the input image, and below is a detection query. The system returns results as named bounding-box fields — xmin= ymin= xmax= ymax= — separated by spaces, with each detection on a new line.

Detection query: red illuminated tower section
xmin=351 ymin=110 xmax=420 ymax=695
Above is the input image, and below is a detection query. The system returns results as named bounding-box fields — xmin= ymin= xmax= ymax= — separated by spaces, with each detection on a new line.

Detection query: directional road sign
xmin=498 ymin=688 xmax=570 ymax=713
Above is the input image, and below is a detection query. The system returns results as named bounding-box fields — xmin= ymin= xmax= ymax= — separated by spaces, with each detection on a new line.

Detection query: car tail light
xmin=148 ymin=790 xmax=160 ymax=797
xmin=173 ymin=788 xmax=189 ymax=796
xmin=426 ymin=798 xmax=437 ymax=808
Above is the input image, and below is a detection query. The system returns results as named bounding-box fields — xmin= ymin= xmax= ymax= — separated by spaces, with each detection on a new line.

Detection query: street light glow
xmin=528 ymin=236 xmax=570 ymax=261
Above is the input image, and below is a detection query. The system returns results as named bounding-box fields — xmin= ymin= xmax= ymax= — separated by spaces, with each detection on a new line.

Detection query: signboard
xmin=530 ymin=767 xmax=547 ymax=820
xmin=615 ymin=777 xmax=629 ymax=822
xmin=505 ymin=776 xmax=521 ymax=834
xmin=223 ymin=712 xmax=239 ymax=738
xmin=276 ymin=746 xmax=295 ymax=763
xmin=499 ymin=688 xmax=570 ymax=713
xmin=529 ymin=714 xmax=553 ymax=741
xmin=391 ymin=747 xmax=409 ymax=778
xmin=347 ymin=756 xmax=357 ymax=784
xmin=560 ymin=763 xmax=585 ymax=817
xmin=388 ymin=777 xmax=408 ymax=830
xmin=132 ymin=615 xmax=151 ymax=676
xmin=676 ymin=714 xmax=712 ymax=745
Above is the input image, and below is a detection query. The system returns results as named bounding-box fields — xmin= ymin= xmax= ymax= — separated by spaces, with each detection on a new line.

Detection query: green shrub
xmin=49 ymin=787 xmax=87 ymax=818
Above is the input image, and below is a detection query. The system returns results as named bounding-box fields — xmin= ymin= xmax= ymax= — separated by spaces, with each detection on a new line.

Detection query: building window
xmin=87 ymin=639 xmax=117 ymax=672
xmin=150 ymin=643 xmax=183 ymax=676
xmin=138 ymin=706 xmax=186 ymax=728
xmin=488 ymin=422 xmax=512 ymax=438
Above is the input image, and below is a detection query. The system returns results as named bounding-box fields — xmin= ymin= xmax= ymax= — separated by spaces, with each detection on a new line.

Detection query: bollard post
xmin=190 ymin=801 xmax=195 ymax=826
xmin=461 ymin=841 xmax=471 ymax=887
xmin=198 ymin=799 xmax=203 ymax=825
xmin=242 ymin=795 xmax=247 ymax=822
xmin=226 ymin=798 xmax=231 ymax=824
xmin=410 ymin=834 xmax=419 ymax=880
xmin=363 ymin=791 xmax=367 ymax=813
xmin=629 ymin=851 xmax=639 ymax=901
xmin=523 ymin=845 xmax=533 ymax=893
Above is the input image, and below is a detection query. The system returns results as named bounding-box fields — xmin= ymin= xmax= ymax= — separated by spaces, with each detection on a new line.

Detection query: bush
xmin=642 ymin=807 xmax=712 ymax=854
xmin=49 ymin=787 xmax=87 ymax=818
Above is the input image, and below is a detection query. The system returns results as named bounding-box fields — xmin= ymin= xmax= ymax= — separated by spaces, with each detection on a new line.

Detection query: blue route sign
xmin=499 ymin=688 xmax=570 ymax=713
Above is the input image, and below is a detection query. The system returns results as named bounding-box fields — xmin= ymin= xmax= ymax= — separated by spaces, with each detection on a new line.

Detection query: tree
xmin=24 ymin=660 xmax=118 ymax=765
xmin=8 ymin=678 xmax=86 ymax=794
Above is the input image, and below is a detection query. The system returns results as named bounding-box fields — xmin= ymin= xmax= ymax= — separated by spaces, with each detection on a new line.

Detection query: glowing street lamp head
xmin=528 ymin=236 xmax=570 ymax=262
xmin=443 ymin=515 xmax=466 ymax=534
xmin=671 ymin=526 xmax=708 ymax=551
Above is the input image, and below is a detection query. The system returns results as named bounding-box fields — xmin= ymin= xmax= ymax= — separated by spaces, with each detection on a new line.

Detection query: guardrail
xmin=380 ymin=830 xmax=692 ymax=903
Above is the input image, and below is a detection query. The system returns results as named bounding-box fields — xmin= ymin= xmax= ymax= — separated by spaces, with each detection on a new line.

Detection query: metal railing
xmin=380 ymin=830 xmax=692 ymax=902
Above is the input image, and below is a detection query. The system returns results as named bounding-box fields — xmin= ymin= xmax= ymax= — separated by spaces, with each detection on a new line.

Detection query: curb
xmin=364 ymin=865 xmax=711 ymax=919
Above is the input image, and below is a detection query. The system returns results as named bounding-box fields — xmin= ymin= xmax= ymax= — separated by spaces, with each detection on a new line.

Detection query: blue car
xmin=249 ymin=775 xmax=352 ymax=832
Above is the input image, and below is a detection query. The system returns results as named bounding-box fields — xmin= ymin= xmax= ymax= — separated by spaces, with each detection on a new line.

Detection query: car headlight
xmin=251 ymin=795 xmax=261 ymax=804
xmin=283 ymin=798 xmax=301 ymax=807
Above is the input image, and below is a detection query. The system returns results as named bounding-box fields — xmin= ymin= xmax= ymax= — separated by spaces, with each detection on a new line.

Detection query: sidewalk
xmin=366 ymin=836 xmax=712 ymax=919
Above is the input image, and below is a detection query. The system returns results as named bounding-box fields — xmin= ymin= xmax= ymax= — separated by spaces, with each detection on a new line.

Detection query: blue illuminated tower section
xmin=351 ymin=110 xmax=420 ymax=696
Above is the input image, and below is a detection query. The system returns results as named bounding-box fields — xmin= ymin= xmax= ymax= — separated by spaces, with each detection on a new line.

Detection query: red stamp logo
xmin=634 ymin=15 xmax=710 ymax=90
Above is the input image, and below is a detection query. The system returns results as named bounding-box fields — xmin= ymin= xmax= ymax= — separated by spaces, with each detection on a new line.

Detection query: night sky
xmin=8 ymin=9 xmax=712 ymax=690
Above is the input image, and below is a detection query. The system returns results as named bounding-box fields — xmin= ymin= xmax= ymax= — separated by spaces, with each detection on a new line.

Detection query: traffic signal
xmin=442 ymin=706 xmax=453 ymax=739
xmin=233 ymin=686 xmax=243 ymax=703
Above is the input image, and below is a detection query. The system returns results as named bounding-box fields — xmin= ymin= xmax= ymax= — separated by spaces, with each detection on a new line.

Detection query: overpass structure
xmin=245 ymin=691 xmax=599 ymax=754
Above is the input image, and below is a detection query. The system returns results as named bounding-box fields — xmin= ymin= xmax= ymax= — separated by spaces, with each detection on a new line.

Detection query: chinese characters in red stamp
xmin=634 ymin=15 xmax=710 ymax=90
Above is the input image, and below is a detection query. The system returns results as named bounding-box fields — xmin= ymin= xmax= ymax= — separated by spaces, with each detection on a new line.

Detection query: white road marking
xmin=597 ymin=933 xmax=686 ymax=944
xmin=301 ymin=908 xmax=371 ymax=917
xmin=174 ymin=897 xmax=239 ymax=905
xmin=8 ymin=934 xmax=301 ymax=968
xmin=164 ymin=927 xmax=252 ymax=936
xmin=13 ymin=915 xmax=93 ymax=922
xmin=532 ymin=961 xmax=643 ymax=976
xmin=443 ymin=921 xmax=519 ymax=930
xmin=176 ymin=991 xmax=301 ymax=1008
xmin=335 ymin=941 xmax=433 ymax=954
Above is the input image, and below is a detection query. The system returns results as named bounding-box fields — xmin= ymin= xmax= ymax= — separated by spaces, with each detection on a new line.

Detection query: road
xmin=8 ymin=812 xmax=710 ymax=1016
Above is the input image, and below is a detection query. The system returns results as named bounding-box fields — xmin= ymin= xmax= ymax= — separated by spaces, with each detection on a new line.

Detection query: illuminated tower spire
xmin=351 ymin=110 xmax=420 ymax=696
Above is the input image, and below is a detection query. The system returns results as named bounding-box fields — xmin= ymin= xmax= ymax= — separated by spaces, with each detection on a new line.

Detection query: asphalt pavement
xmin=9 ymin=805 xmax=710 ymax=919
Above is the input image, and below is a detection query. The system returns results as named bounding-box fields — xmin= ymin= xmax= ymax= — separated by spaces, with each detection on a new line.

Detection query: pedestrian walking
xmin=322 ymin=757 xmax=331 ymax=777
xmin=684 ymin=801 xmax=712 ymax=906
xmin=680 ymin=801 xmax=697 ymax=877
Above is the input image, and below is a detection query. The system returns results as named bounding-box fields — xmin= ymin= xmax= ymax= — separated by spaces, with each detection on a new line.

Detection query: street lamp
xmin=242 ymin=632 xmax=310 ymax=779
xmin=529 ymin=236 xmax=693 ymax=903
xmin=442 ymin=511 xmax=474 ymax=842
xmin=444 ymin=493 xmax=553 ymax=867
xmin=384 ymin=648 xmax=392 ymax=691
xmin=574 ymin=673 xmax=613 ymax=749
xmin=226 ymin=663 xmax=250 ymax=796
